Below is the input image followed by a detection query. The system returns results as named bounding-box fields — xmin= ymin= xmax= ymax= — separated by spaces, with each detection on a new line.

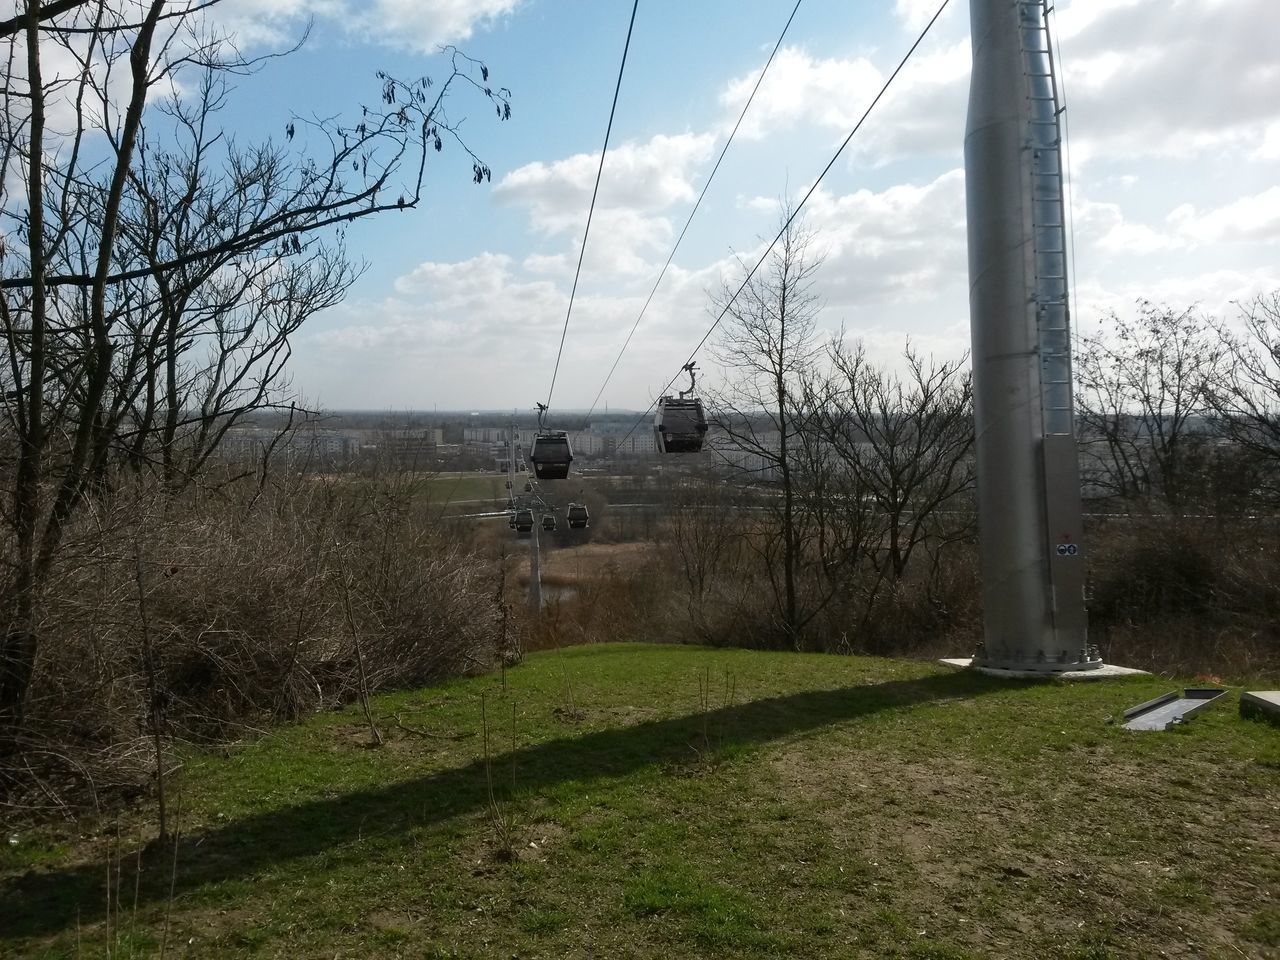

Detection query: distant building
xmin=581 ymin=420 xmax=657 ymax=457
xmin=383 ymin=429 xmax=443 ymax=468
xmin=707 ymin=426 xmax=780 ymax=479
xmin=463 ymin=426 xmax=507 ymax=445
xmin=218 ymin=425 xmax=356 ymax=466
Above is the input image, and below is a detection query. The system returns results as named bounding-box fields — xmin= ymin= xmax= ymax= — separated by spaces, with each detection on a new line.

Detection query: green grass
xmin=422 ymin=471 xmax=508 ymax=505
xmin=3 ymin=644 xmax=1278 ymax=959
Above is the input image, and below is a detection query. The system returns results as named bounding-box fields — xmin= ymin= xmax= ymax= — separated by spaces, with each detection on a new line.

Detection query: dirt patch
xmin=764 ymin=743 xmax=1280 ymax=959
xmin=461 ymin=819 xmax=567 ymax=874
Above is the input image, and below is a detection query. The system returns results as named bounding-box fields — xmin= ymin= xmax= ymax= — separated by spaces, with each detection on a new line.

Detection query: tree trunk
xmin=2 ymin=0 xmax=50 ymax=740
xmin=776 ymin=361 xmax=798 ymax=645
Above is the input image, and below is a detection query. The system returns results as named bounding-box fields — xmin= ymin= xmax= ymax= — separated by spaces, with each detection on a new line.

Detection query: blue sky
xmin=205 ymin=0 xmax=1280 ymax=411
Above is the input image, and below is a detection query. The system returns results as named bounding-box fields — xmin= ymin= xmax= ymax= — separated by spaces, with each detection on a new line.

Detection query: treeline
xmin=641 ymin=215 xmax=1280 ymax=679
xmin=653 ymin=215 xmax=978 ymax=657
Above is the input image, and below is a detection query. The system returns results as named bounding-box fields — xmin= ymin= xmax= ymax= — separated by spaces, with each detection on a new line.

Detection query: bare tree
xmin=0 ymin=1 xmax=512 ymax=737
xmin=1210 ymin=292 xmax=1280 ymax=505
xmin=664 ymin=475 xmax=743 ymax=604
xmin=809 ymin=338 xmax=974 ymax=594
xmin=709 ymin=208 xmax=824 ymax=645
xmin=1074 ymin=301 xmax=1224 ymax=511
xmin=786 ymin=403 xmax=878 ymax=610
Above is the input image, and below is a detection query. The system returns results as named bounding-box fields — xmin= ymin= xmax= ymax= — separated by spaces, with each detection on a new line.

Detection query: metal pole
xmin=964 ymin=0 xmax=1098 ymax=673
xmin=511 ymin=420 xmax=543 ymax=613
xmin=529 ymin=522 xmax=543 ymax=613
xmin=508 ymin=422 xmax=516 ymax=495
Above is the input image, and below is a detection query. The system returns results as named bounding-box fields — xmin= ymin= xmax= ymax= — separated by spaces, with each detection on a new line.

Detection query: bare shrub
xmin=1088 ymin=515 xmax=1280 ymax=679
xmin=5 ymin=469 xmax=501 ymax=813
xmin=521 ymin=545 xmax=678 ymax=653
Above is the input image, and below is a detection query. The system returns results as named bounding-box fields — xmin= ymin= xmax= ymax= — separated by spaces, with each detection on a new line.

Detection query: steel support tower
xmin=964 ymin=0 xmax=1100 ymax=673
xmin=508 ymin=423 xmax=542 ymax=612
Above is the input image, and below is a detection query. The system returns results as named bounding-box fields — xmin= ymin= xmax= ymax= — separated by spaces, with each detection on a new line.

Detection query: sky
xmin=202 ymin=0 xmax=1280 ymax=413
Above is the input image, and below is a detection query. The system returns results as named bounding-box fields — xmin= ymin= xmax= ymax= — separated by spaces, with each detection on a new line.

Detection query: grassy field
xmin=422 ymin=472 xmax=509 ymax=505
xmin=3 ymin=644 xmax=1278 ymax=959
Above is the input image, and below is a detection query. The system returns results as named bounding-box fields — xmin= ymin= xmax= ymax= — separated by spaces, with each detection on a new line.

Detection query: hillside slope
xmin=4 ymin=644 xmax=1278 ymax=959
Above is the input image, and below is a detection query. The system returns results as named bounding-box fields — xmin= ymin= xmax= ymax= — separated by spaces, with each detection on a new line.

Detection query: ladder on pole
xmin=1018 ymin=0 xmax=1074 ymax=437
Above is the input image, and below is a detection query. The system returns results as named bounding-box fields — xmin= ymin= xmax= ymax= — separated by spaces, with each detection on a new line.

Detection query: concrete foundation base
xmin=939 ymin=657 xmax=1148 ymax=680
xmin=1241 ymin=691 xmax=1280 ymax=724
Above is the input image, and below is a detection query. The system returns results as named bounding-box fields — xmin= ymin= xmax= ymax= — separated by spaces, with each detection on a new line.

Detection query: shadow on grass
xmin=2 ymin=668 xmax=1028 ymax=939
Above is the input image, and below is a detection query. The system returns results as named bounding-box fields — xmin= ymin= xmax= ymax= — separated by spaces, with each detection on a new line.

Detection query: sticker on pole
xmin=1056 ymin=543 xmax=1079 ymax=557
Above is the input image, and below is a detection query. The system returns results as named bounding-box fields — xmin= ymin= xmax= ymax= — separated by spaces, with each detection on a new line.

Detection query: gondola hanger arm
xmin=679 ymin=362 xmax=698 ymax=400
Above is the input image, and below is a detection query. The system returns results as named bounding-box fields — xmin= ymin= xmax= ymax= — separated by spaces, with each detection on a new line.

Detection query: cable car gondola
xmin=530 ymin=431 xmax=573 ymax=479
xmin=655 ymin=362 xmax=708 ymax=454
xmin=514 ymin=508 xmax=534 ymax=534
xmin=528 ymin=404 xmax=573 ymax=479
xmin=541 ymin=514 xmax=557 ymax=532
xmin=566 ymin=503 xmax=590 ymax=530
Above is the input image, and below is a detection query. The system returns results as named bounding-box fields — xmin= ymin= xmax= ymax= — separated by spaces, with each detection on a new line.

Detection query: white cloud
xmin=1075 ymin=199 xmax=1184 ymax=255
xmin=495 ymin=133 xmax=715 ymax=234
xmin=720 ymin=47 xmax=883 ymax=140
xmin=316 ymin=253 xmax=567 ymax=362
xmin=1096 ymin=220 xmax=1182 ymax=255
xmin=1056 ymin=0 xmax=1280 ymax=161
xmin=393 ymin=251 xmax=518 ymax=299
xmin=894 ymin=0 xmax=951 ymax=30
xmin=213 ymin=0 xmax=518 ymax=52
xmin=1073 ymin=268 xmax=1280 ymax=330
xmin=492 ymin=133 xmax=715 ymax=285
xmin=213 ymin=0 xmax=344 ymax=47
xmin=298 ymin=249 xmax=692 ymax=408
xmin=726 ymin=0 xmax=1280 ymax=166
xmin=1254 ymin=122 xmax=1280 ymax=161
xmin=719 ymin=41 xmax=970 ymax=160
xmin=353 ymin=0 xmax=521 ymax=53
xmin=1168 ymin=187 xmax=1280 ymax=246
xmin=784 ymin=169 xmax=968 ymax=307
xmin=522 ymin=253 xmax=568 ymax=275
xmin=299 ymin=168 xmax=977 ymax=407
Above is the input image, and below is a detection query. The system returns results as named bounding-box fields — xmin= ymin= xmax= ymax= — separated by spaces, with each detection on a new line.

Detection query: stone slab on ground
xmin=938 ymin=657 xmax=1148 ymax=680
xmin=1241 ymin=691 xmax=1280 ymax=724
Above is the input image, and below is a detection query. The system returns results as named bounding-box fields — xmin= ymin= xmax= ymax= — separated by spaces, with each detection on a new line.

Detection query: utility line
xmin=616 ymin=0 xmax=952 ymax=446
xmin=584 ymin=0 xmax=806 ymax=420
xmin=543 ymin=0 xmax=640 ymax=416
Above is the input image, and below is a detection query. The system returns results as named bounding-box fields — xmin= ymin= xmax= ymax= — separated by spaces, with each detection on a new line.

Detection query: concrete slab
xmin=1122 ymin=688 xmax=1226 ymax=731
xmin=938 ymin=657 xmax=1148 ymax=680
xmin=1241 ymin=691 xmax=1280 ymax=724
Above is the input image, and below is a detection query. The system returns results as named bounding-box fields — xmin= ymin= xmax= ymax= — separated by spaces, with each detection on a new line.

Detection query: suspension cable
xmin=543 ymin=0 xmax=640 ymax=417
xmin=583 ymin=0 xmax=807 ymax=420
xmin=615 ymin=0 xmax=953 ymax=447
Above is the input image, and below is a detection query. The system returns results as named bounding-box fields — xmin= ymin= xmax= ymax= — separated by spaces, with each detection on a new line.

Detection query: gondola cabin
xmin=514 ymin=508 xmax=534 ymax=534
xmin=654 ymin=397 xmax=709 ymax=454
xmin=529 ymin=431 xmax=573 ymax=480
xmin=566 ymin=503 xmax=590 ymax=529
xmin=541 ymin=514 xmax=557 ymax=531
